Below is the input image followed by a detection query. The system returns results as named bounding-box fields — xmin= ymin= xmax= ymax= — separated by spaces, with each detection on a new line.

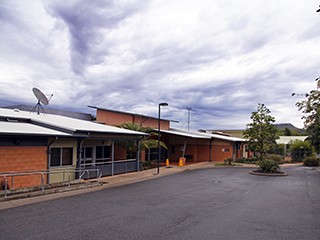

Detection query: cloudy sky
xmin=0 ymin=0 xmax=319 ymax=130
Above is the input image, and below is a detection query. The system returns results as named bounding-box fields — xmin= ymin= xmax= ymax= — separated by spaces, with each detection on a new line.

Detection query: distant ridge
xmin=207 ymin=123 xmax=306 ymax=138
xmin=274 ymin=123 xmax=306 ymax=135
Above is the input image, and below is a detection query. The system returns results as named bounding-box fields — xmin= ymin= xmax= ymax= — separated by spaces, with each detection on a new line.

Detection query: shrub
xmin=266 ymin=154 xmax=284 ymax=164
xmin=303 ymin=157 xmax=320 ymax=167
xmin=235 ymin=157 xmax=257 ymax=164
xmin=268 ymin=144 xmax=286 ymax=156
xmin=258 ymin=159 xmax=280 ymax=173
xmin=224 ymin=158 xmax=233 ymax=165
xmin=289 ymin=140 xmax=314 ymax=162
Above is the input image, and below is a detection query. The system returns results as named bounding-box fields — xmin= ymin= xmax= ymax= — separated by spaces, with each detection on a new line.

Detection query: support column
xmin=136 ymin=139 xmax=141 ymax=172
xmin=209 ymin=139 xmax=213 ymax=162
xmin=111 ymin=140 xmax=115 ymax=176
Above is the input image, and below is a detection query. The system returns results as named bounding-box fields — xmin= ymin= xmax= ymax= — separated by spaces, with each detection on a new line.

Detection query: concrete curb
xmin=249 ymin=171 xmax=288 ymax=177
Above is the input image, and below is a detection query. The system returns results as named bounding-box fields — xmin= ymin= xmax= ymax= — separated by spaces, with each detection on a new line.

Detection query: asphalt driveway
xmin=1 ymin=166 xmax=319 ymax=240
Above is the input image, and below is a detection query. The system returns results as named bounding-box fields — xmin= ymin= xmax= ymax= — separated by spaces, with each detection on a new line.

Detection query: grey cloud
xmin=45 ymin=0 xmax=146 ymax=75
xmin=0 ymin=0 xmax=317 ymax=130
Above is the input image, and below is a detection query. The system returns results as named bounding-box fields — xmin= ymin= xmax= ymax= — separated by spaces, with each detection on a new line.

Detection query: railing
xmin=80 ymin=158 xmax=137 ymax=167
xmin=0 ymin=168 xmax=102 ymax=198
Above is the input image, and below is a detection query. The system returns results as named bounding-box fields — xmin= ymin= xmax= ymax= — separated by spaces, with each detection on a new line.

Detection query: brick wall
xmin=0 ymin=146 xmax=47 ymax=189
xmin=96 ymin=109 xmax=170 ymax=130
xmin=114 ymin=144 xmax=127 ymax=160
xmin=212 ymin=145 xmax=233 ymax=162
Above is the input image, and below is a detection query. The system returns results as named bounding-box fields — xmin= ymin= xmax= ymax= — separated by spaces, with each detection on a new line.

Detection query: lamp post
xmin=158 ymin=102 xmax=168 ymax=174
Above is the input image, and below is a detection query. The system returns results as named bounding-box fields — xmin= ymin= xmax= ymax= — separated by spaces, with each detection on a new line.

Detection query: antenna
xmin=31 ymin=88 xmax=53 ymax=114
xmin=187 ymin=107 xmax=192 ymax=131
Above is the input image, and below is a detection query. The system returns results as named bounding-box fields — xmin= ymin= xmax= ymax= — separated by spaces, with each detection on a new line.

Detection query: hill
xmin=207 ymin=123 xmax=306 ymax=138
xmin=274 ymin=123 xmax=306 ymax=135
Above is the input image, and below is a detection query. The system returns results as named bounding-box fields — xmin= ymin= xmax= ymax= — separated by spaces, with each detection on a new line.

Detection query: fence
xmin=0 ymin=168 xmax=102 ymax=198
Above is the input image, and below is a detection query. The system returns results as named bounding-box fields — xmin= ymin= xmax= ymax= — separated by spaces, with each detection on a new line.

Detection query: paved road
xmin=1 ymin=166 xmax=319 ymax=240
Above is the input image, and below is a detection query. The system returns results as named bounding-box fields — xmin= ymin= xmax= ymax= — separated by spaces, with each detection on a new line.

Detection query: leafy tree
xmin=284 ymin=127 xmax=292 ymax=136
xmin=288 ymin=139 xmax=314 ymax=162
xmin=117 ymin=122 xmax=167 ymax=158
xmin=244 ymin=103 xmax=279 ymax=159
xmin=268 ymin=143 xmax=286 ymax=156
xmin=296 ymin=88 xmax=320 ymax=153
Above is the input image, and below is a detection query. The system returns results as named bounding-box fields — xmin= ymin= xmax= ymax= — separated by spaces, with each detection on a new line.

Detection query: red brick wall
xmin=96 ymin=109 xmax=170 ymax=130
xmin=0 ymin=146 xmax=47 ymax=189
xmin=96 ymin=110 xmax=133 ymax=126
xmin=114 ymin=144 xmax=127 ymax=160
xmin=167 ymin=144 xmax=210 ymax=163
xmin=212 ymin=145 xmax=233 ymax=162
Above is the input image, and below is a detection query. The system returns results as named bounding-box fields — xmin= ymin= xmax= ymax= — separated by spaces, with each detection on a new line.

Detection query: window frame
xmin=50 ymin=147 xmax=74 ymax=167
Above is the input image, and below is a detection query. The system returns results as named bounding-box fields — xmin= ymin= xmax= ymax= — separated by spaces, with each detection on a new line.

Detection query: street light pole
xmin=158 ymin=102 xmax=168 ymax=174
xmin=187 ymin=107 xmax=192 ymax=131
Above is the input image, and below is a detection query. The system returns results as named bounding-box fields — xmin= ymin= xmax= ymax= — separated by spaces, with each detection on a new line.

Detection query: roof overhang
xmin=0 ymin=108 xmax=147 ymax=139
xmin=160 ymin=128 xmax=245 ymax=142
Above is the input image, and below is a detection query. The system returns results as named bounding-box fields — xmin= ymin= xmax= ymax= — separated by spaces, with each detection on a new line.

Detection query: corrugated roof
xmin=0 ymin=121 xmax=71 ymax=136
xmin=161 ymin=128 xmax=211 ymax=139
xmin=90 ymin=105 xmax=179 ymax=123
xmin=276 ymin=136 xmax=308 ymax=144
xmin=161 ymin=128 xmax=245 ymax=142
xmin=0 ymin=108 xmax=146 ymax=136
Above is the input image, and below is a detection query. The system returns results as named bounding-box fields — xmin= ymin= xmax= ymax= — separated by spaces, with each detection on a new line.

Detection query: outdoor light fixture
xmin=157 ymin=102 xmax=168 ymax=174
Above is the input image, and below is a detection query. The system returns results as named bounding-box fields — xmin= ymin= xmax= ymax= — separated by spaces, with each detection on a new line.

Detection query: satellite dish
xmin=31 ymin=87 xmax=53 ymax=114
xmin=32 ymin=87 xmax=49 ymax=105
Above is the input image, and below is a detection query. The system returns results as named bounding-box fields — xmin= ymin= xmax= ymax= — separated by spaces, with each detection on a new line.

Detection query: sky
xmin=0 ymin=0 xmax=320 ymax=131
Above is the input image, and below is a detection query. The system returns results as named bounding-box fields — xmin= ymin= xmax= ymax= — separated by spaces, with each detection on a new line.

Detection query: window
xmin=51 ymin=148 xmax=61 ymax=167
xmin=96 ymin=146 xmax=111 ymax=164
xmin=146 ymin=147 xmax=167 ymax=161
xmin=222 ymin=148 xmax=230 ymax=152
xmin=50 ymin=147 xmax=73 ymax=167
xmin=85 ymin=147 xmax=92 ymax=159
xmin=80 ymin=147 xmax=93 ymax=166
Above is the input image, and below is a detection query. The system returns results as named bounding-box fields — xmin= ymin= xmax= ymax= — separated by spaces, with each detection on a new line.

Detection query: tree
xmin=117 ymin=122 xmax=167 ymax=158
xmin=296 ymin=88 xmax=320 ymax=153
xmin=243 ymin=103 xmax=279 ymax=159
xmin=284 ymin=127 xmax=292 ymax=136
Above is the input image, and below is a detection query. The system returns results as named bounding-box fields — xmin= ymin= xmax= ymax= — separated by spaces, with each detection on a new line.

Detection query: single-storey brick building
xmin=0 ymin=108 xmax=145 ymax=189
xmin=92 ymin=106 xmax=246 ymax=164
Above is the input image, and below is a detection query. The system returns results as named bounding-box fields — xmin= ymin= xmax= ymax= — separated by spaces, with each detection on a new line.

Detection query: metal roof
xmin=0 ymin=108 xmax=146 ymax=137
xmin=89 ymin=105 xmax=179 ymax=123
xmin=161 ymin=128 xmax=211 ymax=139
xmin=276 ymin=136 xmax=308 ymax=144
xmin=161 ymin=128 xmax=245 ymax=142
xmin=0 ymin=121 xmax=71 ymax=136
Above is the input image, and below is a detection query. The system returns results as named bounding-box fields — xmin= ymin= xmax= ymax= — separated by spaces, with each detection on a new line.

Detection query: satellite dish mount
xmin=31 ymin=88 xmax=53 ymax=115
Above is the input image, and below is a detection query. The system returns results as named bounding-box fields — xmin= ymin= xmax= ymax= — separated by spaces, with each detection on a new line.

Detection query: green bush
xmin=235 ymin=157 xmax=257 ymax=164
xmin=266 ymin=154 xmax=284 ymax=164
xmin=303 ymin=157 xmax=320 ymax=167
xmin=268 ymin=144 xmax=286 ymax=156
xmin=258 ymin=159 xmax=280 ymax=173
xmin=289 ymin=140 xmax=314 ymax=162
xmin=224 ymin=158 xmax=233 ymax=165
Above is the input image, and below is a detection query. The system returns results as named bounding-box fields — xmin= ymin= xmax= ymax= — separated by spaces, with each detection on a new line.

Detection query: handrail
xmin=0 ymin=168 xmax=102 ymax=198
xmin=80 ymin=158 xmax=137 ymax=167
